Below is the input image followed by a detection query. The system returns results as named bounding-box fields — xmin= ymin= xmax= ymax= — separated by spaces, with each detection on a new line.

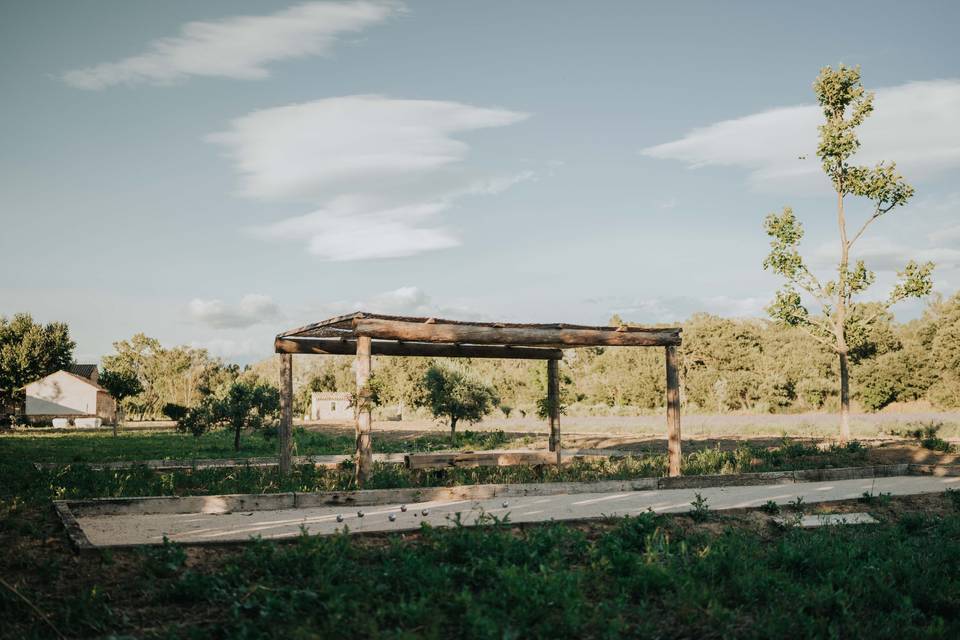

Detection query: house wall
xmin=310 ymin=394 xmax=354 ymax=421
xmin=25 ymin=371 xmax=98 ymax=416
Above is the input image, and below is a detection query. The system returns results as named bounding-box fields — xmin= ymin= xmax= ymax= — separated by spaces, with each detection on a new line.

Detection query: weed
xmin=760 ymin=500 xmax=781 ymax=515
xmin=893 ymin=421 xmax=955 ymax=453
xmin=142 ymin=537 xmax=187 ymax=578
xmin=947 ymin=488 xmax=960 ymax=511
xmin=860 ymin=491 xmax=893 ymax=506
xmin=789 ymin=496 xmax=806 ymax=513
xmin=689 ymin=492 xmax=710 ymax=522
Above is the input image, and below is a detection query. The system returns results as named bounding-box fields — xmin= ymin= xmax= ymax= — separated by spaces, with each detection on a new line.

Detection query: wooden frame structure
xmin=275 ymin=312 xmax=683 ymax=484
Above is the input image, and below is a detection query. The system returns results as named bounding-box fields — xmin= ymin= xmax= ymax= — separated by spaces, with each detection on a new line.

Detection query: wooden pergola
xmin=274 ymin=312 xmax=683 ymax=484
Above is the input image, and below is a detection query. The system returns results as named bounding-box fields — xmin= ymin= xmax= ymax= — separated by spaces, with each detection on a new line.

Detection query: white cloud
xmin=591 ymin=294 xmax=768 ymax=323
xmin=188 ymin=294 xmax=281 ymax=329
xmin=931 ymin=224 xmax=960 ymax=247
xmin=210 ymin=95 xmax=531 ymax=260
xmin=296 ymin=285 xmax=483 ymax=322
xmin=642 ymin=80 xmax=960 ymax=193
xmin=62 ymin=1 xmax=403 ymax=89
xmin=812 ymin=236 xmax=960 ymax=272
xmin=191 ymin=337 xmax=265 ymax=361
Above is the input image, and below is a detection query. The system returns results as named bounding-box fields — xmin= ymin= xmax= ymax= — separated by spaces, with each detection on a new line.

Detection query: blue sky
xmin=1 ymin=0 xmax=958 ymax=364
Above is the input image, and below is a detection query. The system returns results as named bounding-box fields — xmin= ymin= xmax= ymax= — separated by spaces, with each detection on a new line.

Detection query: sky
xmin=1 ymin=0 xmax=959 ymax=365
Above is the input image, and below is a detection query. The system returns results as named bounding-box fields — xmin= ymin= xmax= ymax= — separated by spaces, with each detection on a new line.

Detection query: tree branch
xmin=781 ymin=310 xmax=837 ymax=350
xmin=849 ymin=211 xmax=881 ymax=248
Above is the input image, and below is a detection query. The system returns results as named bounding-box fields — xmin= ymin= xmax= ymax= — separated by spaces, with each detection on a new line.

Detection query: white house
xmin=310 ymin=391 xmax=353 ymax=422
xmin=24 ymin=369 xmax=117 ymax=424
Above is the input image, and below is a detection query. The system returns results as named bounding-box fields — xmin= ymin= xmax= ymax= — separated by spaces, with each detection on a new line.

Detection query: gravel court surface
xmin=75 ymin=475 xmax=960 ymax=547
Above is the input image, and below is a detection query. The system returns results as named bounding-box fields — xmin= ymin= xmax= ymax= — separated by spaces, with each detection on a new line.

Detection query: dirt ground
xmin=298 ymin=422 xmax=960 ymax=467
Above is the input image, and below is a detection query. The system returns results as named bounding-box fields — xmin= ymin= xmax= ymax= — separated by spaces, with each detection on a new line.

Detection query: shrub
xmin=162 ymin=403 xmax=188 ymax=422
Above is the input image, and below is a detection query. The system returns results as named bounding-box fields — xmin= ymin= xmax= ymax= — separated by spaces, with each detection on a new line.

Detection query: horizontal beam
xmin=352 ymin=318 xmax=681 ymax=348
xmin=274 ymin=337 xmax=563 ymax=360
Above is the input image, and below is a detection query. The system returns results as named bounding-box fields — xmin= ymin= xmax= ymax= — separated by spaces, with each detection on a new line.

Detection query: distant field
xmin=358 ymin=411 xmax=960 ymax=440
xmin=0 ymin=427 xmax=519 ymax=464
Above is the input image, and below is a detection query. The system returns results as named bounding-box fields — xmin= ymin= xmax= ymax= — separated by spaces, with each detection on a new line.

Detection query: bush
xmin=162 ymin=403 xmax=188 ymax=422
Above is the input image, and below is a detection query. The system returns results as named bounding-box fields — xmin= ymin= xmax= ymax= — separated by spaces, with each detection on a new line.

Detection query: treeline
xmin=249 ymin=292 xmax=960 ymax=417
xmin=6 ymin=292 xmax=958 ymax=422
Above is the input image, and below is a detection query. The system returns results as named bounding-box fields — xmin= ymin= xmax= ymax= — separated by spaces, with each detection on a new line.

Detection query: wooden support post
xmin=354 ymin=335 xmax=373 ymax=486
xmin=665 ymin=345 xmax=682 ymax=477
xmin=547 ymin=358 xmax=561 ymax=465
xmin=278 ymin=353 xmax=293 ymax=475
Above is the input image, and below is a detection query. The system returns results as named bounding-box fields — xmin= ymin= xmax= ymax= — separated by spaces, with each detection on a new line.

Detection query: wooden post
xmin=547 ymin=358 xmax=561 ymax=465
xmin=354 ymin=335 xmax=373 ymax=486
xmin=665 ymin=345 xmax=682 ymax=477
xmin=279 ymin=353 xmax=293 ymax=475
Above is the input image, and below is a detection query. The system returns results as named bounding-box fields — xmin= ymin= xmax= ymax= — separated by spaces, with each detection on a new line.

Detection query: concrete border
xmin=54 ymin=463 xmax=960 ymax=551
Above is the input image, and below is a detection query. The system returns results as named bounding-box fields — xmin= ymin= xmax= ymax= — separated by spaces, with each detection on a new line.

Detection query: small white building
xmin=310 ymin=391 xmax=353 ymax=422
xmin=24 ymin=369 xmax=117 ymax=424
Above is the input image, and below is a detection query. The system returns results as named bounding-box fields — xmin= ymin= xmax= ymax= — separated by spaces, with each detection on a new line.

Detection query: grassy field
xmin=0 ymin=427 xmax=518 ymax=463
xmin=1 ymin=428 xmax=958 ymax=638
xmin=2 ymin=489 xmax=960 ymax=638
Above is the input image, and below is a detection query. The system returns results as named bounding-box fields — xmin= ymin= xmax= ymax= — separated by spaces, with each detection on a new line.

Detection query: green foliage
xmin=98 ymin=368 xmax=143 ymax=404
xmin=177 ymin=378 xmax=280 ymax=451
xmin=142 ymin=536 xmax=187 ymax=578
xmin=762 ymin=65 xmax=935 ymax=437
xmin=761 ymin=500 xmax=781 ymax=515
xmin=0 ymin=312 xmax=74 ymax=411
xmin=29 ymin=510 xmax=960 ymax=638
xmin=689 ymin=492 xmax=710 ymax=522
xmin=892 ymin=422 xmax=955 ymax=453
xmin=419 ymin=363 xmax=499 ymax=441
xmin=947 ymin=488 xmax=960 ymax=511
xmin=294 ymin=367 xmax=341 ymax=415
xmin=102 ymin=334 xmax=238 ymax=420
xmin=162 ymin=402 xmax=189 ymax=422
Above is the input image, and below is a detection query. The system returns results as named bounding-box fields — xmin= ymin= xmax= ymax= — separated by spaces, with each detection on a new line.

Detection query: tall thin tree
xmin=764 ymin=65 xmax=933 ymax=441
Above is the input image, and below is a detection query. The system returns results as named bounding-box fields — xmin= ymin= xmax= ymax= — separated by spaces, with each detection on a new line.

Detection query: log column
xmin=665 ymin=345 xmax=682 ymax=477
xmin=354 ymin=335 xmax=373 ymax=486
xmin=278 ymin=353 xmax=293 ymax=475
xmin=547 ymin=358 xmax=561 ymax=465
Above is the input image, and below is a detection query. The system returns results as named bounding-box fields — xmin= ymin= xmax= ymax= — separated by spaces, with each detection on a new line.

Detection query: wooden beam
xmin=352 ymin=318 xmax=681 ymax=347
xmin=665 ymin=345 xmax=682 ymax=477
xmin=354 ymin=336 xmax=373 ymax=487
xmin=547 ymin=358 xmax=561 ymax=466
xmin=275 ymin=337 xmax=563 ymax=359
xmin=278 ymin=353 xmax=293 ymax=476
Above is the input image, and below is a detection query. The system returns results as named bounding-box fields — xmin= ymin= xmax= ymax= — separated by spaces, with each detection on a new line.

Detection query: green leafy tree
xmin=0 ymin=313 xmax=75 ymax=413
xmin=162 ymin=402 xmax=189 ymax=422
xmin=763 ymin=65 xmax=933 ymax=440
xmin=98 ymin=367 xmax=143 ymax=431
xmin=925 ymin=293 xmax=960 ymax=407
xmin=102 ymin=334 xmax=237 ymax=419
xmin=177 ymin=378 xmax=280 ymax=451
xmin=372 ymin=357 xmax=431 ymax=420
xmin=419 ymin=363 xmax=499 ymax=443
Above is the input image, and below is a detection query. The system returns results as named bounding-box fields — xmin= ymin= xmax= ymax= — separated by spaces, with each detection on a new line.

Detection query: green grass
xmin=1 ymin=429 xmax=955 ymax=639
xmin=0 ymin=427 xmax=514 ymax=464
xmin=10 ymin=510 xmax=960 ymax=638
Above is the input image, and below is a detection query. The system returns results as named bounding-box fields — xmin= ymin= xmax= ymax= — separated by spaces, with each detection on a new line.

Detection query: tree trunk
xmin=835 ymin=183 xmax=851 ymax=444
xmin=234 ymin=423 xmax=241 ymax=451
xmin=838 ymin=351 xmax=851 ymax=443
xmin=450 ymin=416 xmax=458 ymax=444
